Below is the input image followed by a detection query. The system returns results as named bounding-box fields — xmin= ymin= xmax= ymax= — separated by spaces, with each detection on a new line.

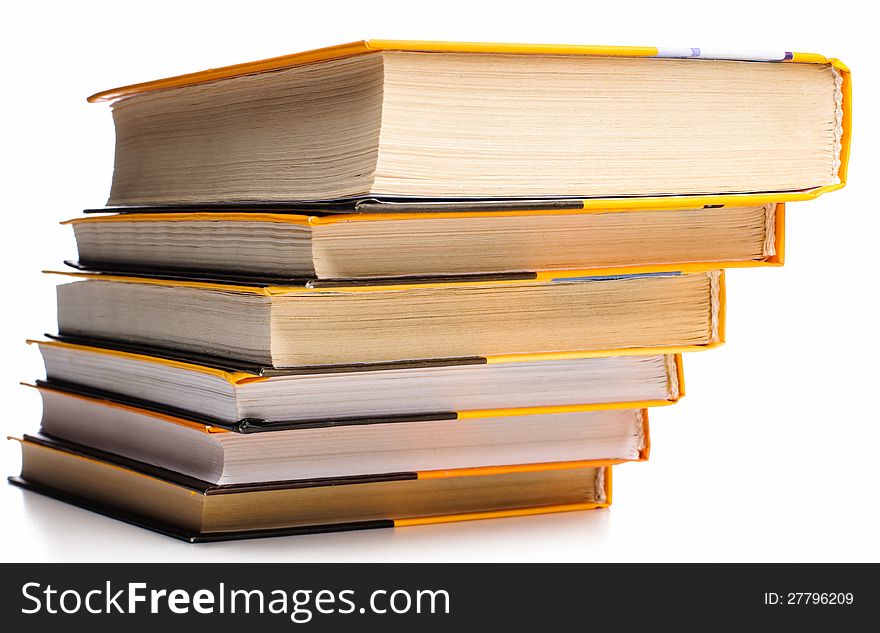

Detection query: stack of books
xmin=10 ymin=41 xmax=850 ymax=542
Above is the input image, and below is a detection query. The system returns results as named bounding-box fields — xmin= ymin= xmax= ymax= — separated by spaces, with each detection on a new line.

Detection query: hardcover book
xmin=51 ymin=270 xmax=725 ymax=366
xmin=10 ymin=434 xmax=616 ymax=542
xmin=33 ymin=339 xmax=683 ymax=425
xmin=65 ymin=202 xmax=782 ymax=280
xmin=89 ymin=41 xmax=850 ymax=205
xmin=31 ymin=384 xmax=649 ymax=484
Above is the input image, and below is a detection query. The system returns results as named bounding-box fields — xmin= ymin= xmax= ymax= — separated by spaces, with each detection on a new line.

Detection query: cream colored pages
xmin=109 ymin=54 xmax=385 ymax=205
xmin=270 ymin=272 xmax=721 ymax=365
xmin=312 ymin=204 xmax=774 ymax=277
xmin=375 ymin=52 xmax=840 ymax=197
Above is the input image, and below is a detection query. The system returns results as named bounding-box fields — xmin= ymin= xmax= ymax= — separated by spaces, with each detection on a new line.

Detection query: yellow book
xmin=25 ymin=384 xmax=650 ymax=485
xmin=46 ymin=269 xmax=725 ymax=367
xmin=31 ymin=338 xmax=684 ymax=426
xmin=65 ymin=202 xmax=784 ymax=281
xmin=10 ymin=434 xmax=617 ymax=542
xmin=88 ymin=40 xmax=849 ymax=206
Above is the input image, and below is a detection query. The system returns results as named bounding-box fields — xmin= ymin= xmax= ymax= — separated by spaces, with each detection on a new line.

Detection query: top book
xmin=92 ymin=41 xmax=850 ymax=206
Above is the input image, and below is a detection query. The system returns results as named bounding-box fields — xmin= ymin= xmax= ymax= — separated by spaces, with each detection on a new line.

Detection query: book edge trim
xmin=43 ymin=265 xmax=737 ymax=294
xmin=87 ymin=40 xmax=846 ymax=104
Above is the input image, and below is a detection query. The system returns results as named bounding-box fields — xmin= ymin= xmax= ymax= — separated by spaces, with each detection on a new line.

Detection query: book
xmin=90 ymin=41 xmax=849 ymax=205
xmin=33 ymin=339 xmax=682 ymax=425
xmin=51 ymin=270 xmax=724 ymax=366
xmin=10 ymin=434 xmax=614 ymax=541
xmin=65 ymin=202 xmax=782 ymax=281
xmin=31 ymin=385 xmax=648 ymax=484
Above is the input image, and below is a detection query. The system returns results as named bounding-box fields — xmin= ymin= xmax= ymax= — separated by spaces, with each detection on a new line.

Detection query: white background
xmin=1 ymin=0 xmax=877 ymax=562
